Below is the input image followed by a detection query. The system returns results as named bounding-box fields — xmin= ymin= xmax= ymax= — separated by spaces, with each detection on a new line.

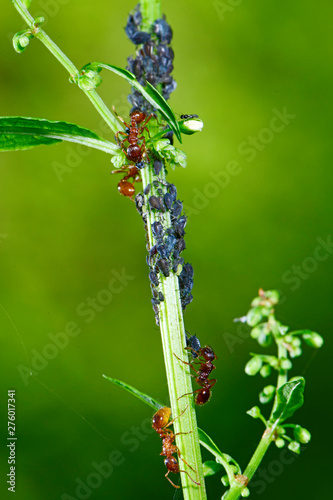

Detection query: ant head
xmin=130 ymin=110 xmax=146 ymax=123
xmin=201 ymin=346 xmax=217 ymax=361
xmin=152 ymin=407 xmax=171 ymax=430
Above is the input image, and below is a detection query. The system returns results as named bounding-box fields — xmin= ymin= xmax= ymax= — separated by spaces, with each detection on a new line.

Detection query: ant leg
xmin=179 ymin=470 xmax=201 ymax=486
xmin=112 ymin=106 xmax=130 ymax=128
xmin=177 ymin=387 xmax=202 ymax=401
xmin=115 ymin=131 xmax=127 ymax=144
xmin=208 ymin=379 xmax=217 ymax=388
xmin=174 ymin=431 xmax=193 ymax=437
xmin=141 ymin=113 xmax=155 ymax=128
xmin=173 ymin=353 xmax=200 ymax=375
xmin=164 ymin=404 xmax=189 ymax=430
xmin=110 ymin=165 xmax=129 ymax=175
xmin=165 ymin=471 xmax=180 ymax=489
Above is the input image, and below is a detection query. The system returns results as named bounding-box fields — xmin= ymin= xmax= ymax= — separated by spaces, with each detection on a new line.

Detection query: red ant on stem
xmin=152 ymin=406 xmax=200 ymax=489
xmin=111 ymin=109 xmax=155 ymax=199
xmin=174 ymin=345 xmax=217 ymax=405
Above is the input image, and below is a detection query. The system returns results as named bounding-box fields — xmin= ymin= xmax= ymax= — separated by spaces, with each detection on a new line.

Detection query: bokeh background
xmin=1 ymin=0 xmax=332 ymax=499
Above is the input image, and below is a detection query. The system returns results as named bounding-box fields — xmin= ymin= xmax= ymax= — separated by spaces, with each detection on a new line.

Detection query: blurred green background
xmin=1 ymin=0 xmax=332 ymax=498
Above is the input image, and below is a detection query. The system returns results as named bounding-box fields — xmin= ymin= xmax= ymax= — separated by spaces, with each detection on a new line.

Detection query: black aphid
xmin=151 ymin=297 xmax=160 ymax=306
xmin=168 ymin=184 xmax=177 ymax=202
xmin=181 ymin=263 xmax=194 ymax=279
xmin=156 ymin=258 xmax=170 ymax=277
xmin=144 ymin=184 xmax=151 ymax=195
xmin=156 ymin=244 xmax=168 ymax=259
xmin=182 ymin=294 xmax=193 ymax=308
xmin=171 ymin=200 xmax=183 ymax=218
xmin=149 ymin=195 xmax=162 ymax=210
xmin=153 ymin=18 xmax=173 ymax=44
xmin=180 ymin=114 xmax=199 ymax=119
xmin=151 ymin=221 xmax=164 ymax=239
xmin=136 ymin=161 xmax=145 ymax=169
xmin=163 ymin=130 xmax=174 ymax=145
xmin=186 ymin=334 xmax=201 ymax=358
xmin=164 ymin=234 xmax=177 ymax=256
xmin=149 ymin=271 xmax=159 ymax=287
xmin=153 ymin=159 xmax=163 ymax=175
xmin=158 ymin=291 xmax=165 ymax=302
xmin=164 ymin=192 xmax=173 ymax=210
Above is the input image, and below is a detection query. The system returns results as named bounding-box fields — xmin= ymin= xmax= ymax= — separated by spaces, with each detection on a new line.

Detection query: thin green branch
xmin=11 ymin=0 xmax=121 ymax=135
xmin=139 ymin=1 xmax=206 ymax=498
xmin=141 ymin=161 xmax=206 ymax=499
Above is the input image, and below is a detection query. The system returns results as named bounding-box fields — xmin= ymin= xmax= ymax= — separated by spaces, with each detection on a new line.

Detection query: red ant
xmin=114 ymin=109 xmax=154 ymax=164
xmin=110 ymin=164 xmax=141 ymax=200
xmin=174 ymin=346 xmax=217 ymax=405
xmin=152 ymin=406 xmax=200 ymax=489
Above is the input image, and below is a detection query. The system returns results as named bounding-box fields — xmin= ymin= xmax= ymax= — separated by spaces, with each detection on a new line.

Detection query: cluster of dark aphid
xmin=134 ymin=160 xmax=194 ymax=324
xmin=125 ymin=4 xmax=176 ymax=115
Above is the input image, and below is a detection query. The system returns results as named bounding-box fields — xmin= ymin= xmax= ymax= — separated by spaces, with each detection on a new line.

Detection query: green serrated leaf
xmin=79 ymin=63 xmax=182 ymax=142
xmin=203 ymin=461 xmax=223 ymax=477
xmin=272 ymin=378 xmax=305 ymax=423
xmin=103 ymin=375 xmax=164 ymax=411
xmin=0 ymin=117 xmax=118 ymax=154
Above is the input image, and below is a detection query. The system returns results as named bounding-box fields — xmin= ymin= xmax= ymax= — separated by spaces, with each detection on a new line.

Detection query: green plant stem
xmin=139 ymin=1 xmax=205 ymax=497
xmin=225 ymin=320 xmax=288 ymax=500
xmin=141 ymin=163 xmax=206 ymax=500
xmin=223 ymin=431 xmax=274 ymax=500
xmin=269 ymin=338 xmax=289 ymax=420
xmin=12 ymin=0 xmax=121 ymax=135
xmin=140 ymin=0 xmax=162 ymax=29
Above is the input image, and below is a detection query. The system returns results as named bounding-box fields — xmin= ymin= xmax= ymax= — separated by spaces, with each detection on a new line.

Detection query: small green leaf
xmin=78 ymin=63 xmax=182 ymax=142
xmin=203 ymin=461 xmax=223 ymax=477
xmin=103 ymin=375 xmax=164 ymax=411
xmin=13 ymin=30 xmax=33 ymax=53
xmin=0 ymin=116 xmax=118 ymax=154
xmin=198 ymin=428 xmax=226 ymax=461
xmin=272 ymin=378 xmax=305 ymax=423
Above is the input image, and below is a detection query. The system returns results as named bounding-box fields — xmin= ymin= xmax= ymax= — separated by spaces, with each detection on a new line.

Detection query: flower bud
xmin=245 ymin=356 xmax=262 ymax=376
xmin=293 ymin=425 xmax=311 ymax=444
xmin=246 ymin=406 xmax=262 ymax=419
xmin=259 ymin=385 xmax=275 ymax=404
xmin=302 ymin=332 xmax=324 ymax=348
xmin=77 ymin=70 xmax=103 ymax=91
xmin=260 ymin=365 xmax=271 ymax=378
xmin=241 ymin=487 xmax=250 ymax=497
xmin=288 ymin=441 xmax=301 ymax=454
xmin=275 ymin=438 xmax=285 ymax=448
xmin=179 ymin=118 xmax=204 ymax=134
xmin=280 ymin=357 xmax=292 ymax=370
